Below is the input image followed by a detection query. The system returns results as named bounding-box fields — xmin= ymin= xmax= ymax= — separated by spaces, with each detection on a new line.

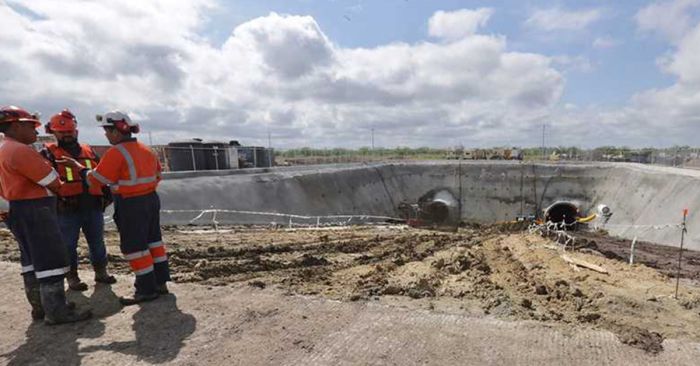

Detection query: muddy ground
xmin=1 ymin=223 xmax=699 ymax=355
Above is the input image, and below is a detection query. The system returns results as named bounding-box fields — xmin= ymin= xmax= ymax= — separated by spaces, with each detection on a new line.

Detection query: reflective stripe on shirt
xmin=37 ymin=170 xmax=59 ymax=186
xmin=114 ymin=144 xmax=157 ymax=186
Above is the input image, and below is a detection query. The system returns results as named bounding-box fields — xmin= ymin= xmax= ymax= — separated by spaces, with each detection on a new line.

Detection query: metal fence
xmin=151 ymin=145 xmax=275 ymax=172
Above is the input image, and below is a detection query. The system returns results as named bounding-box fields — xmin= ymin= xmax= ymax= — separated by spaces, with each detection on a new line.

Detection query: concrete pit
xmin=156 ymin=161 xmax=700 ymax=250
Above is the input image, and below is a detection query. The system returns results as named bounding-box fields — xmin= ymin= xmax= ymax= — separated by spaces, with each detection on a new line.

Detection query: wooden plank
xmin=561 ymin=254 xmax=609 ymax=274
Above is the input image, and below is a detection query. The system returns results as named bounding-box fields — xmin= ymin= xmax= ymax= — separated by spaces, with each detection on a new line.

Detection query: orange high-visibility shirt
xmin=0 ymin=136 xmax=60 ymax=201
xmin=85 ymin=139 xmax=161 ymax=198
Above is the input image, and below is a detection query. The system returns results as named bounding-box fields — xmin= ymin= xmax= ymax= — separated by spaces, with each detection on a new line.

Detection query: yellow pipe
xmin=577 ymin=213 xmax=597 ymax=223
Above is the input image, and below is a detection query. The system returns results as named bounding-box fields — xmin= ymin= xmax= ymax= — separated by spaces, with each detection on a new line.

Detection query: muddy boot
xmin=40 ymin=281 xmax=92 ymax=325
xmin=66 ymin=269 xmax=88 ymax=291
xmin=119 ymin=292 xmax=159 ymax=306
xmin=155 ymin=283 xmax=169 ymax=295
xmin=22 ymin=274 xmax=44 ymax=321
xmin=93 ymin=263 xmax=116 ymax=284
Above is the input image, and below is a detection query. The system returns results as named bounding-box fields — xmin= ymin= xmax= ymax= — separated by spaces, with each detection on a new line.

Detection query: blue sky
xmin=3 ymin=0 xmax=700 ymax=148
xmin=203 ymin=0 xmax=679 ymax=107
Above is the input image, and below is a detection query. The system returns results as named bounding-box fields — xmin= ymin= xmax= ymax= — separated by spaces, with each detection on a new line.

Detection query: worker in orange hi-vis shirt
xmin=0 ymin=105 xmax=92 ymax=325
xmin=60 ymin=110 xmax=171 ymax=306
xmin=41 ymin=109 xmax=116 ymax=292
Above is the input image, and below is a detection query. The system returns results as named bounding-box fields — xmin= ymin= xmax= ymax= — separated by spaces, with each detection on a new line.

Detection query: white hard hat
xmin=96 ymin=110 xmax=140 ymax=133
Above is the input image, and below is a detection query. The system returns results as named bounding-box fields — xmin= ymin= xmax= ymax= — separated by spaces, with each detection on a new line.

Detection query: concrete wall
xmin=158 ymin=161 xmax=699 ymax=250
xmin=0 ymin=161 xmax=689 ymax=249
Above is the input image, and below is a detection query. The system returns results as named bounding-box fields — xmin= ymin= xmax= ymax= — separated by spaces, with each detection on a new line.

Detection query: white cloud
xmin=551 ymin=55 xmax=594 ymax=73
xmin=627 ymin=21 xmax=700 ymax=133
xmin=664 ymin=22 xmax=700 ymax=84
xmin=0 ymin=3 xmax=566 ymax=148
xmin=3 ymin=2 xmax=700 ymax=149
xmin=428 ymin=8 xmax=494 ymax=41
xmin=226 ymin=12 xmax=334 ymax=79
xmin=550 ymin=13 xmax=700 ymax=148
xmin=526 ymin=7 xmax=602 ymax=31
xmin=635 ymin=0 xmax=700 ymax=43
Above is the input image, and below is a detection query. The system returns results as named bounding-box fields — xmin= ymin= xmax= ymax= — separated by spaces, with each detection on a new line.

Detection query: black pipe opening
xmin=423 ymin=201 xmax=450 ymax=224
xmin=545 ymin=202 xmax=578 ymax=225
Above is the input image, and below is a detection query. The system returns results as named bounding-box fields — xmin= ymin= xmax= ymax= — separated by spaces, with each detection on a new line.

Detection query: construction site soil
xmin=1 ymin=223 xmax=700 ymax=356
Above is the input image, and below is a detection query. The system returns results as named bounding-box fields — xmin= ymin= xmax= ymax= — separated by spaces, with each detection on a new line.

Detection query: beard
xmin=59 ymin=136 xmax=77 ymax=144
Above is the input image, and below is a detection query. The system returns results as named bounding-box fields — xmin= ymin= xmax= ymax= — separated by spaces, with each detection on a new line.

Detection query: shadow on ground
xmin=2 ymin=285 xmax=195 ymax=365
xmin=81 ymin=293 xmax=196 ymax=364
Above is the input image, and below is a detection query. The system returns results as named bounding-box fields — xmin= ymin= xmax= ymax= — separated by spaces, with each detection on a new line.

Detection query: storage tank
xmin=167 ymin=139 xmax=206 ymax=171
xmin=202 ymin=141 xmax=230 ymax=170
xmin=260 ymin=148 xmax=274 ymax=167
xmin=231 ymin=145 xmax=274 ymax=168
xmin=237 ymin=146 xmax=265 ymax=168
xmin=227 ymin=146 xmax=239 ymax=169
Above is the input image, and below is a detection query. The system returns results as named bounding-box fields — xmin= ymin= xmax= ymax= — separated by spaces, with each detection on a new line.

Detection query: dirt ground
xmin=574 ymin=230 xmax=700 ymax=280
xmin=1 ymin=223 xmax=698 ymax=357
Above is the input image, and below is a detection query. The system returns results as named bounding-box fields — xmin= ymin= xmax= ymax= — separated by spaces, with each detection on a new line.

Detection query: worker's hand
xmin=56 ymin=157 xmax=86 ymax=170
xmin=0 ymin=211 xmax=9 ymax=222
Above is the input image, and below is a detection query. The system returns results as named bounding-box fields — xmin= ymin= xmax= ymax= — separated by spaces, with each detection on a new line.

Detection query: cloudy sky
xmin=2 ymin=0 xmax=700 ymax=148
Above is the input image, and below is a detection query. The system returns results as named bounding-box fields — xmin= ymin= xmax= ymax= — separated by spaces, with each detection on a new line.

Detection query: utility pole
xmin=541 ymin=123 xmax=546 ymax=161
xmin=675 ymin=209 xmax=689 ymax=299
xmin=371 ymin=127 xmax=375 ymax=162
xmin=267 ymin=129 xmax=272 ymax=167
xmin=148 ymin=131 xmax=153 ymax=146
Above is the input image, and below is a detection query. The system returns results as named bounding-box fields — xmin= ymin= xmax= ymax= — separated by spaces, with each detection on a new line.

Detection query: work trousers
xmin=8 ymin=197 xmax=70 ymax=283
xmin=58 ymin=207 xmax=108 ymax=270
xmin=113 ymin=192 xmax=170 ymax=295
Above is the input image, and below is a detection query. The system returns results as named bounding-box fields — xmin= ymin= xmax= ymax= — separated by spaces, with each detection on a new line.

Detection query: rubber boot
xmin=155 ymin=283 xmax=169 ymax=295
xmin=40 ymin=281 xmax=92 ymax=325
xmin=93 ymin=263 xmax=116 ymax=284
xmin=119 ymin=292 xmax=159 ymax=306
xmin=22 ymin=274 xmax=44 ymax=321
xmin=66 ymin=268 xmax=88 ymax=291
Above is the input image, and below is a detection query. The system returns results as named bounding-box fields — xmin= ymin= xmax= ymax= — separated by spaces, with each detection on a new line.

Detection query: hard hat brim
xmin=19 ymin=118 xmax=41 ymax=128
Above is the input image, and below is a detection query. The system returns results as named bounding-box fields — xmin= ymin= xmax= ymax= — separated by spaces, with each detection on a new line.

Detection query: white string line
xmin=160 ymin=209 xmax=400 ymax=221
xmin=603 ymin=223 xmax=683 ymax=230
xmin=105 ymin=209 xmax=686 ymax=231
xmin=104 ymin=209 xmax=402 ymax=226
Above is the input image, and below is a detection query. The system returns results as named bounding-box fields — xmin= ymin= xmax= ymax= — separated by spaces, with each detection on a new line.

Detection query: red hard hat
xmin=0 ymin=105 xmax=41 ymax=128
xmin=45 ymin=109 xmax=78 ymax=133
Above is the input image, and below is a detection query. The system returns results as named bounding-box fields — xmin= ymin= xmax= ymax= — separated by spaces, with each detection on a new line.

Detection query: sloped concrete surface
xmin=158 ymin=162 xmax=700 ymax=250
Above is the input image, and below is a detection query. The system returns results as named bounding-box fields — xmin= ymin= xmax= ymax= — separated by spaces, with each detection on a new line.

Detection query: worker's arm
xmin=56 ymin=156 xmax=85 ymax=170
xmin=45 ymin=179 xmax=61 ymax=194
xmin=13 ymin=145 xmax=62 ymax=193
xmin=154 ymin=150 xmax=162 ymax=182
xmin=0 ymin=185 xmax=6 ymax=222
xmin=61 ymin=148 xmax=122 ymax=188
